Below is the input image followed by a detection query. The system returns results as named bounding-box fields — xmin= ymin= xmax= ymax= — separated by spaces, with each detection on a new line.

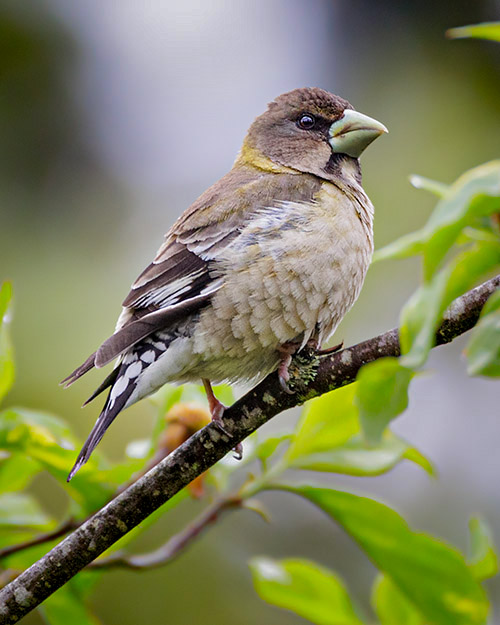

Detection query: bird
xmin=62 ymin=87 xmax=387 ymax=481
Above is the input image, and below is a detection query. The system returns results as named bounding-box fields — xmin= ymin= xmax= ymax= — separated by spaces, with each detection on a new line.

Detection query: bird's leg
xmin=202 ymin=378 xmax=226 ymax=425
xmin=277 ymin=342 xmax=300 ymax=394
xmin=201 ymin=379 xmax=242 ymax=460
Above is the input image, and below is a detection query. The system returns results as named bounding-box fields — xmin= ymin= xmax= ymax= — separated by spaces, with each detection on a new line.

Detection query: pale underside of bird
xmin=62 ymin=87 xmax=387 ymax=480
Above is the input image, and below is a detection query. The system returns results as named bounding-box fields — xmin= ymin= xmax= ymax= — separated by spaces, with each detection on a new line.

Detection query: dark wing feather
xmin=122 ymin=243 xmax=209 ymax=309
xmin=61 ymin=351 xmax=97 ymax=387
xmin=61 ymin=231 xmax=229 ymax=386
xmin=81 ymin=367 xmax=120 ymax=406
xmin=67 ymin=373 xmax=136 ymax=481
xmin=95 ymin=290 xmax=217 ymax=367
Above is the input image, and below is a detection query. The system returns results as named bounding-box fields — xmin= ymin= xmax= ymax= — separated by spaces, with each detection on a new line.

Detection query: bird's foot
xmin=210 ymin=404 xmax=232 ymax=438
xmin=232 ymin=442 xmax=243 ymax=460
xmin=203 ymin=378 xmax=230 ymax=435
xmin=202 ymin=378 xmax=243 ymax=458
xmin=277 ymin=339 xmax=330 ymax=394
xmin=277 ymin=343 xmax=300 ymax=394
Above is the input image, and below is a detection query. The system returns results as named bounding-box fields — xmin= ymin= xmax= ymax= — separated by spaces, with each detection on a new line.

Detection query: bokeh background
xmin=1 ymin=0 xmax=500 ymax=623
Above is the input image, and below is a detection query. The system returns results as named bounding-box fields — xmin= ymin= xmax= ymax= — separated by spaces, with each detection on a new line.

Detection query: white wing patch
xmin=132 ymin=268 xmax=206 ymax=308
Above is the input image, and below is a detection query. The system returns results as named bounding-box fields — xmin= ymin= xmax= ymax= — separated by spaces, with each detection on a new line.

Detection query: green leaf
xmin=466 ymin=289 xmax=500 ymax=377
xmin=458 ymin=227 xmax=500 ymax=244
xmin=39 ymin=580 xmax=101 ymax=625
xmin=70 ymin=570 xmax=102 ymax=600
xmin=288 ymin=432 xmax=429 ymax=477
xmin=2 ymin=407 xmax=75 ymax=445
xmin=399 ymin=270 xmax=450 ymax=367
xmin=0 ymin=453 xmax=41 ymax=492
xmin=254 ymin=433 xmax=292 ymax=469
xmin=374 ymin=161 xmax=500 ymax=272
xmin=409 ymin=174 xmax=449 ymax=198
xmin=97 ymin=456 xmax=147 ymax=486
xmin=0 ymin=282 xmax=14 ymax=404
xmin=355 ymin=358 xmax=413 ymax=444
xmin=468 ymin=518 xmax=498 ymax=581
xmin=250 ymin=557 xmax=363 ymax=625
xmin=372 ymin=575 xmax=424 ymax=625
xmin=282 ymin=486 xmax=488 ymax=625
xmin=0 ymin=408 xmax=115 ymax=513
xmin=0 ymin=282 xmax=12 ymax=323
xmin=422 ymin=162 xmax=500 ymax=279
xmin=284 ymin=384 xmax=430 ymax=477
xmin=402 ymin=446 xmax=436 ymax=477
xmin=400 ymin=242 xmax=500 ymax=368
xmin=447 ymin=22 xmax=500 ymax=42
xmin=0 ymin=492 xmax=51 ymax=528
xmin=286 ymin=385 xmax=359 ymax=462
xmin=373 ymin=230 xmax=424 ymax=263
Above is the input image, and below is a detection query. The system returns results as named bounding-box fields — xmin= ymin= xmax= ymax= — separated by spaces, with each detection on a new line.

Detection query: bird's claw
xmin=212 ymin=416 xmax=232 ymax=438
xmin=278 ymin=372 xmax=295 ymax=394
xmin=210 ymin=402 xmax=233 ymax=438
xmin=232 ymin=442 xmax=243 ymax=460
xmin=277 ymin=347 xmax=296 ymax=395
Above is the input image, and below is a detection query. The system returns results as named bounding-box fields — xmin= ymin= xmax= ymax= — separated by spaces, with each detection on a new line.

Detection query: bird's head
xmin=239 ymin=87 xmax=387 ymax=183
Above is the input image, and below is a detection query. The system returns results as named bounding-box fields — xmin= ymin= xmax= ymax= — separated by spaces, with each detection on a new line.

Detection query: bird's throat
xmin=324 ymin=153 xmax=362 ymax=187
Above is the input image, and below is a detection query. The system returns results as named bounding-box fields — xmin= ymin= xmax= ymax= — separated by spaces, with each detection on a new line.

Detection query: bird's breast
xmin=192 ymin=180 xmax=374 ymax=379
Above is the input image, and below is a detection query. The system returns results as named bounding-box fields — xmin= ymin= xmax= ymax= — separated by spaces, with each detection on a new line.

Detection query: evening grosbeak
xmin=63 ymin=87 xmax=387 ymax=480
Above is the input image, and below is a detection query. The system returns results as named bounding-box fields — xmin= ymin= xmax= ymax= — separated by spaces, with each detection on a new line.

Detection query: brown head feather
xmin=241 ymin=87 xmax=354 ymax=181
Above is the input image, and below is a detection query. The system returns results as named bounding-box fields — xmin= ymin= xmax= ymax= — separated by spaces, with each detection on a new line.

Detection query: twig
xmin=88 ymin=497 xmax=241 ymax=570
xmin=0 ymin=519 xmax=78 ymax=560
xmin=0 ymin=499 xmax=241 ymax=585
xmin=0 ymin=274 xmax=498 ymax=622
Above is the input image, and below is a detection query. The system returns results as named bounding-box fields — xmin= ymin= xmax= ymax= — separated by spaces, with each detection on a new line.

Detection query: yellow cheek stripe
xmin=235 ymin=141 xmax=298 ymax=174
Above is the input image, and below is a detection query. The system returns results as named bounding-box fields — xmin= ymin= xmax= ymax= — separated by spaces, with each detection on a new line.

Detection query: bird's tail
xmin=67 ymin=329 xmax=177 ymax=481
xmin=67 ymin=376 xmax=136 ymax=481
xmin=60 ymin=351 xmax=97 ymax=388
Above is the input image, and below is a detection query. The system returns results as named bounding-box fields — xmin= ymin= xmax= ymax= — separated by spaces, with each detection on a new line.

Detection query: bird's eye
xmin=298 ymin=113 xmax=315 ymax=130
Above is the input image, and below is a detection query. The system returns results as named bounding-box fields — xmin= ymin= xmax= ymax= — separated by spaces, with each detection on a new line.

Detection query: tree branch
xmin=88 ymin=496 xmax=241 ymax=571
xmin=0 ymin=274 xmax=498 ymax=622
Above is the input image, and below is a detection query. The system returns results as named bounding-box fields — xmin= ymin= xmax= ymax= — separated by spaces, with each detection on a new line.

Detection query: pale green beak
xmin=329 ymin=109 xmax=388 ymax=158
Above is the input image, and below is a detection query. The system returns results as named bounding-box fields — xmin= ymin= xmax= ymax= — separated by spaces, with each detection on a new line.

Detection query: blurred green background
xmin=1 ymin=0 xmax=499 ymax=622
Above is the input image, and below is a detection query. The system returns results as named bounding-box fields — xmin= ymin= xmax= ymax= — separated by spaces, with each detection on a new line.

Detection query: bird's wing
xmin=120 ymin=228 xmax=236 ymax=312
xmin=62 ymin=231 xmax=236 ymax=387
xmin=62 ymin=167 xmax=323 ymax=387
xmin=61 ymin=169 xmax=265 ymax=386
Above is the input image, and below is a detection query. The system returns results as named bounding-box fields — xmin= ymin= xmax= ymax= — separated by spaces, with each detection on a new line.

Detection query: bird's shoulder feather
xmin=121 ymin=166 xmax=321 ymax=314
